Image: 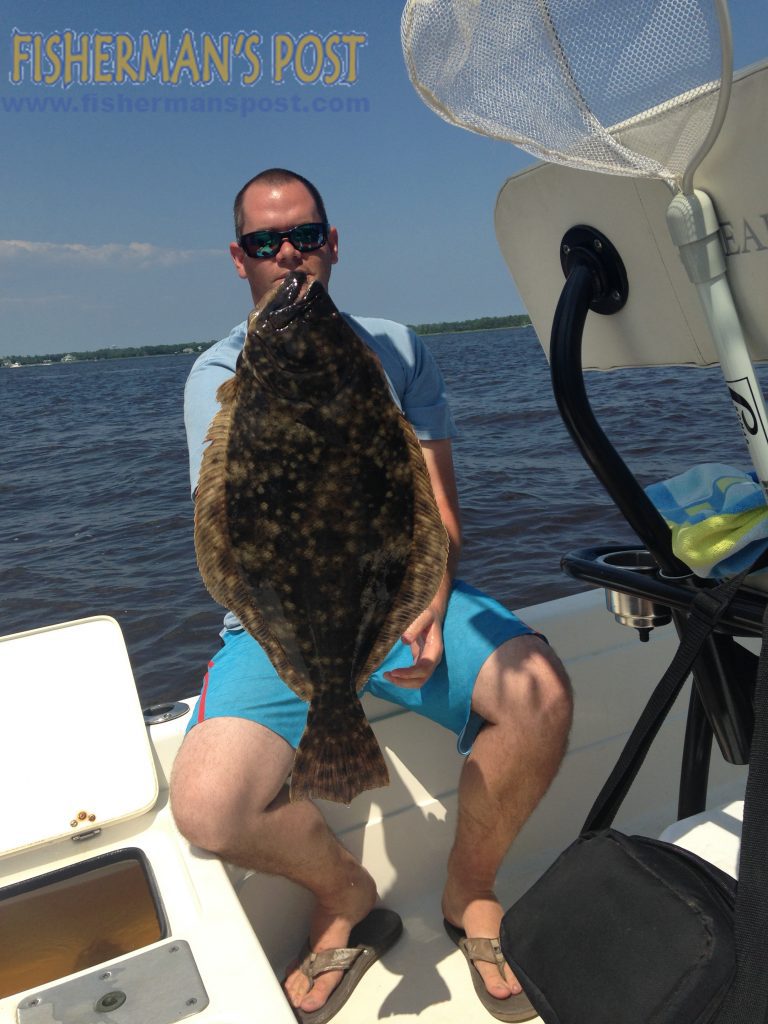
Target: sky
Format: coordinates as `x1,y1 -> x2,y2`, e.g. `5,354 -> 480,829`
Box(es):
1,1 -> 765,357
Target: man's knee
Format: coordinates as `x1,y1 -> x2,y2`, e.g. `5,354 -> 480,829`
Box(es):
477,633 -> 573,735
170,742 -> 250,853
524,635 -> 572,721
169,719 -> 291,853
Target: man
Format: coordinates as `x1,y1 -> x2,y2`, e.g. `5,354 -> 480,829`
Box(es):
171,167 -> 572,1023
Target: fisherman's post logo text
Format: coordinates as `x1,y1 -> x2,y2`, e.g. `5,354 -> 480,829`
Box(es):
9,29 -> 367,88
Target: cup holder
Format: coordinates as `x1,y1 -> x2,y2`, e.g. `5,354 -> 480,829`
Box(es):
596,549 -> 672,641
142,701 -> 189,726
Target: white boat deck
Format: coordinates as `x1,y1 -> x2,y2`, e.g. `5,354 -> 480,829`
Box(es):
0,590 -> 748,1024
234,589 -> 748,1023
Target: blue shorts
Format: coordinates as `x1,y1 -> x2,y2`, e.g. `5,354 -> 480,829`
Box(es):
187,579 -> 539,755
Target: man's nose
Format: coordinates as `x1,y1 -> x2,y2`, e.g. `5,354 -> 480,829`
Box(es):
275,237 -> 301,261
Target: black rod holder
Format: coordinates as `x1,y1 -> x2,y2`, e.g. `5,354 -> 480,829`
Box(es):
549,224 -> 756,805
562,545 -> 766,636
550,225 -> 690,578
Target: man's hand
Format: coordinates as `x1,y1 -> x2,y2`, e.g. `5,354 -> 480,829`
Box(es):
383,439 -> 460,691
383,605 -> 445,689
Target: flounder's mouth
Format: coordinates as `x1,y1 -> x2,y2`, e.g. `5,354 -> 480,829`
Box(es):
264,271 -> 318,311
266,271 -> 305,313
260,271 -> 325,331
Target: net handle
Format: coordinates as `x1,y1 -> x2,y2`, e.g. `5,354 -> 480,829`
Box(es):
681,0 -> 733,195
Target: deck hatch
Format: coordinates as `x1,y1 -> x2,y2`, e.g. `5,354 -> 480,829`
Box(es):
0,848 -> 167,999
0,616 -> 159,859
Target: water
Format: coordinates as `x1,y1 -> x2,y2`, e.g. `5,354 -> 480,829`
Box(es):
1,327 -> 761,706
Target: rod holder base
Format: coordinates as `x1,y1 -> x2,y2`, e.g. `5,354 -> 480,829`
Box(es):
560,225 -> 629,315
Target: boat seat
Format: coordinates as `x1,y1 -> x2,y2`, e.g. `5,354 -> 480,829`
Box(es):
495,59 -> 768,376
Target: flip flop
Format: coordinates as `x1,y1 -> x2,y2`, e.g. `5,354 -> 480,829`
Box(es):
443,918 -> 538,1022
292,907 -> 403,1024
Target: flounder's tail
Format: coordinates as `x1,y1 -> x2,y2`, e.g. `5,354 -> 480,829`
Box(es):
290,696 -> 389,805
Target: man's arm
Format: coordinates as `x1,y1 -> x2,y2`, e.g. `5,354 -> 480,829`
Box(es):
383,438 -> 462,689
183,329 -> 244,498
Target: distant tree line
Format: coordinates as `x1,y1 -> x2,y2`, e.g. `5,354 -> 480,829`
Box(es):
411,314 -> 531,335
3,314 -> 533,366
1,342 -> 213,367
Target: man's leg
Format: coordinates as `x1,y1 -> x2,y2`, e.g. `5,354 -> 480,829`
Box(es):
170,717 -> 377,1014
441,633 -> 572,999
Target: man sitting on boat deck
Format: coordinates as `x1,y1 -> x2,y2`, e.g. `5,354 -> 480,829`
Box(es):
171,167 -> 573,1024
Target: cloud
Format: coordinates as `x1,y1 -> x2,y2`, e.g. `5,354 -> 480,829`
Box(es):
0,291 -> 73,306
0,239 -> 222,268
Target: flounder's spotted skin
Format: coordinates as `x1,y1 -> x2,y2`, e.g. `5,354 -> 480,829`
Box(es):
194,272 -> 448,804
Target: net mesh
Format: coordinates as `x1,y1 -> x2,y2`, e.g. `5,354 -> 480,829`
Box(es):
401,0 -> 725,185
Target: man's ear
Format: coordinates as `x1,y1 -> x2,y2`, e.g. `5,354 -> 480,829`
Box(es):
327,225 -> 339,265
230,241 -> 248,280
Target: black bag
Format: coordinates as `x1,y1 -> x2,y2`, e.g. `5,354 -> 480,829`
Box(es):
501,831 -> 736,1024
501,571 -> 768,1024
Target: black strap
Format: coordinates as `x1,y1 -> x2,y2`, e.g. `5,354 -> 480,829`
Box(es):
583,565 -> 752,833
715,596 -> 768,1023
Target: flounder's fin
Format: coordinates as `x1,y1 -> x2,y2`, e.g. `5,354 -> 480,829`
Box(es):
290,695 -> 389,804
194,375 -> 313,701
356,421 -> 449,687
214,374 -> 239,406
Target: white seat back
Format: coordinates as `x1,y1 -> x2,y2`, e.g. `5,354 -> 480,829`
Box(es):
495,60 -> 768,370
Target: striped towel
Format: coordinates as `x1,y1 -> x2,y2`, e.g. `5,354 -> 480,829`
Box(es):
645,463 -> 768,578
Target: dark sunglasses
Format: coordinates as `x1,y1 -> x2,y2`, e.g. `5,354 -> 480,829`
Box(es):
237,221 -> 328,259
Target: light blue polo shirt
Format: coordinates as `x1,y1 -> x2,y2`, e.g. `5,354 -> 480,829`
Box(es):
184,313 -> 457,498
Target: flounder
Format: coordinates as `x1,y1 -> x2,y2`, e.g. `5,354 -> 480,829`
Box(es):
194,271 -> 448,803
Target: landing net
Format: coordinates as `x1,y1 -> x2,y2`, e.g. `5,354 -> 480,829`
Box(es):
401,0 -> 730,189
